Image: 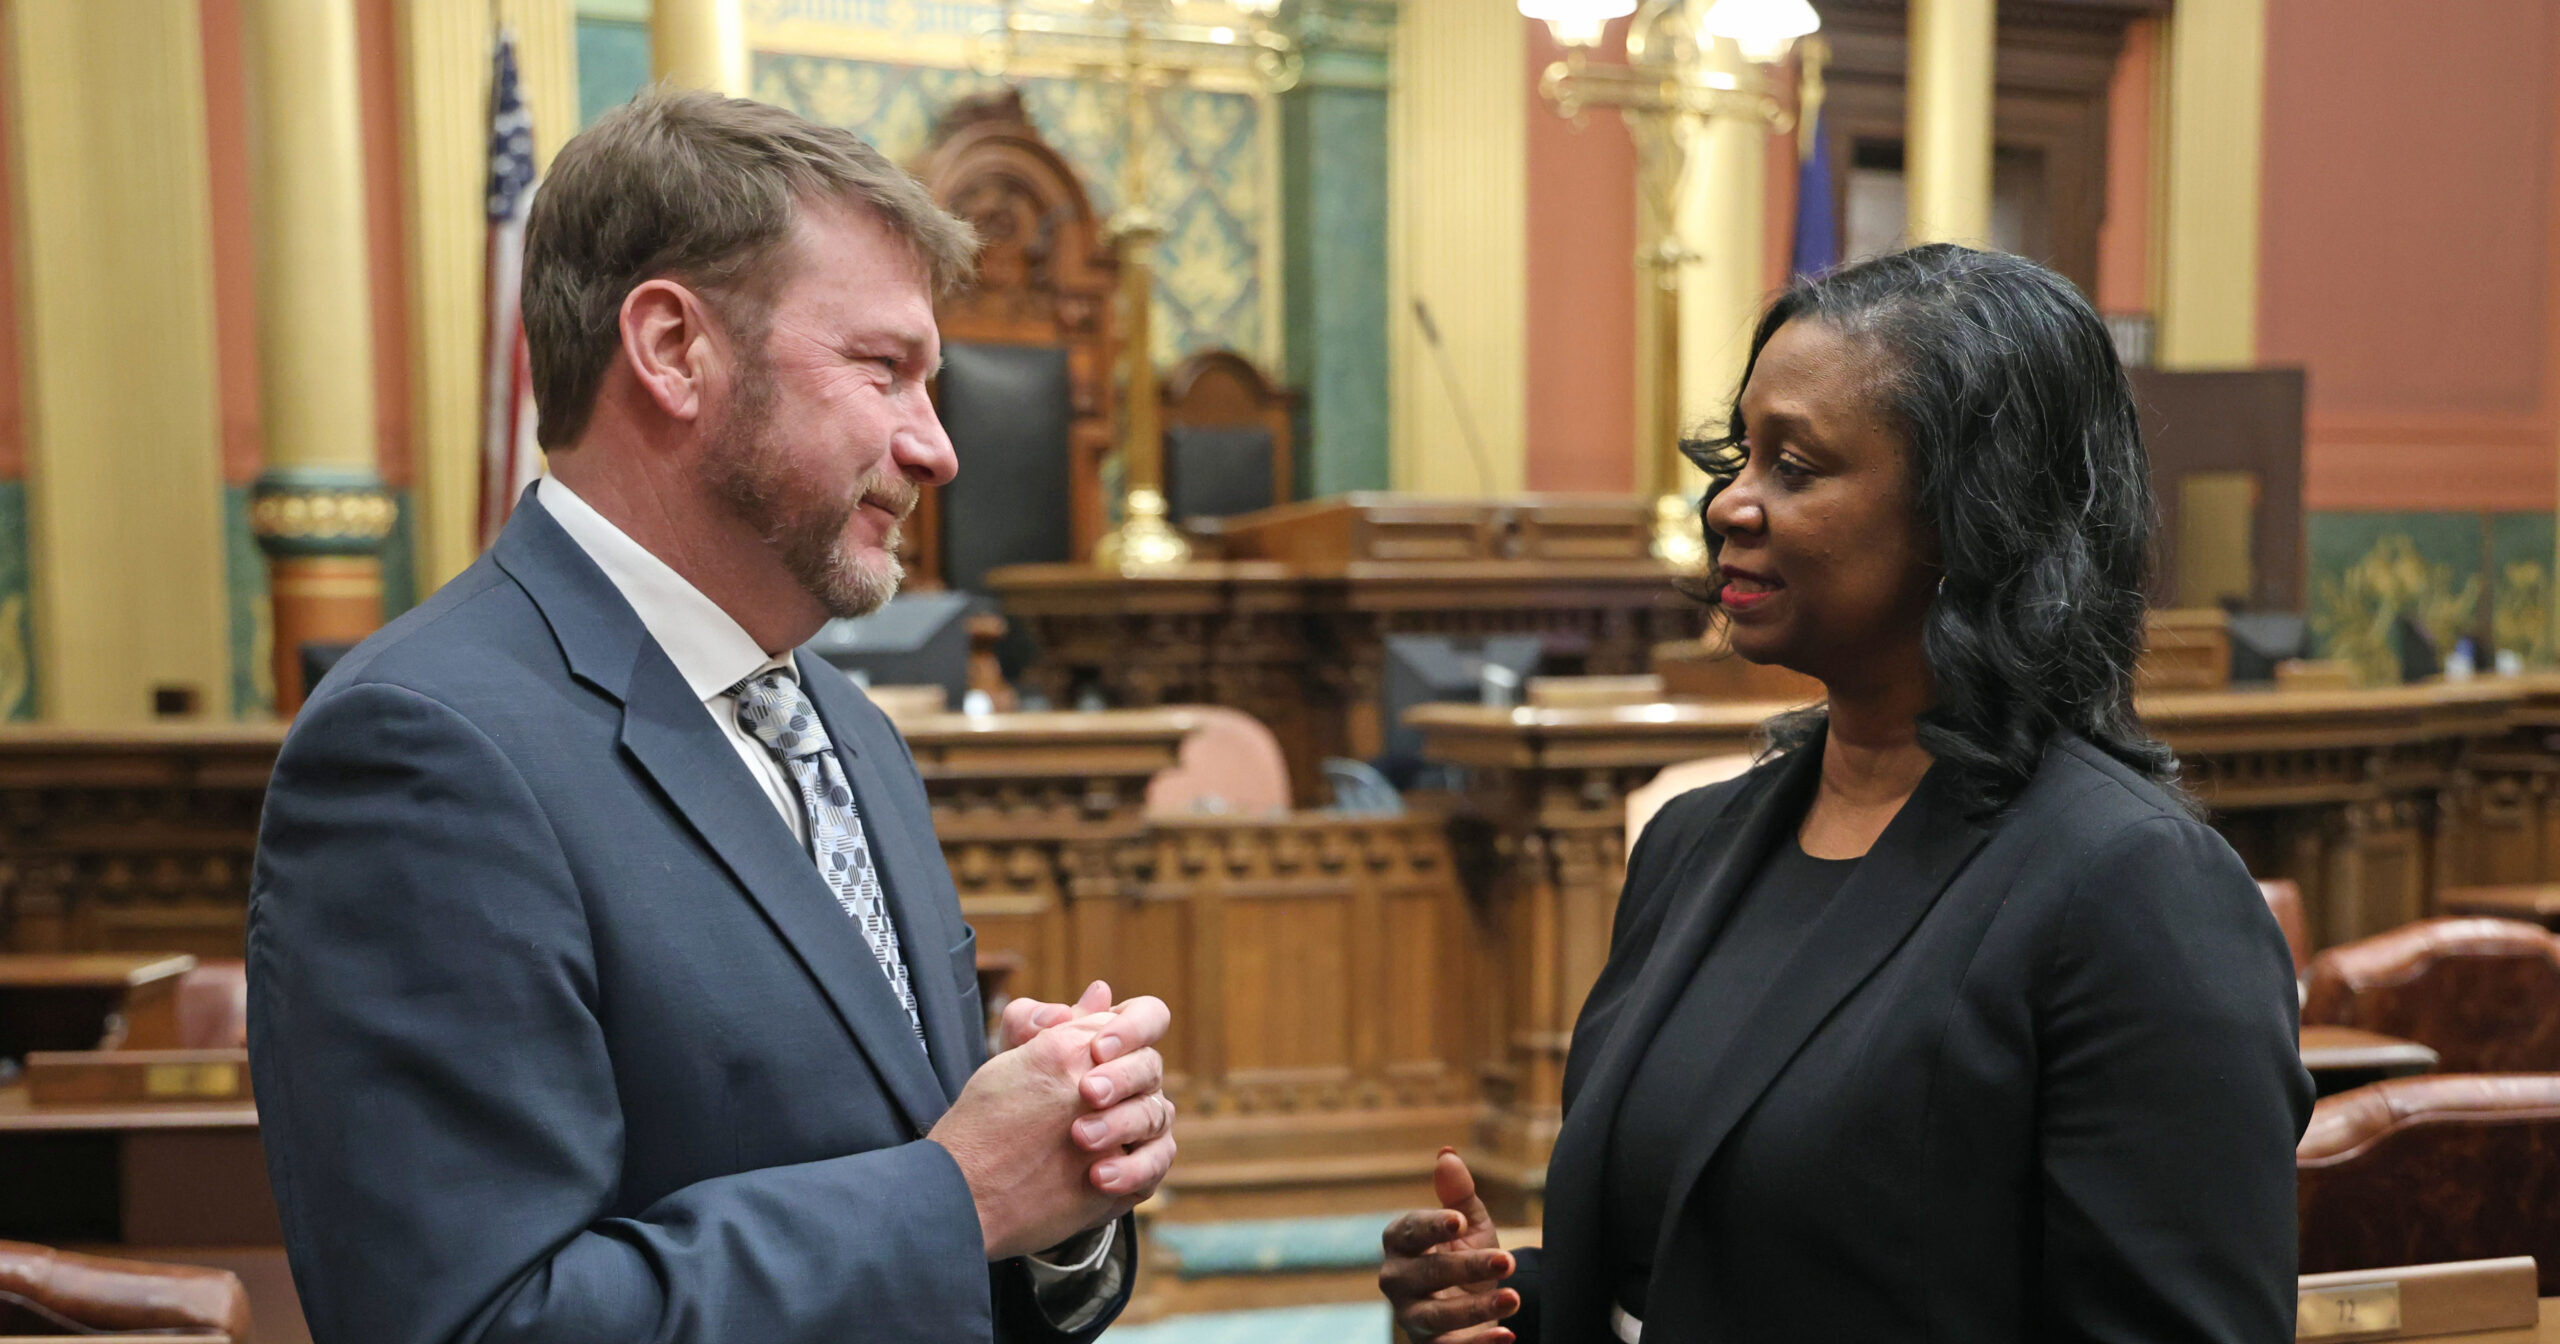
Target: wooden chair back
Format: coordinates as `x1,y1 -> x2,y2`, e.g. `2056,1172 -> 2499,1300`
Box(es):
1161,349 -> 1296,527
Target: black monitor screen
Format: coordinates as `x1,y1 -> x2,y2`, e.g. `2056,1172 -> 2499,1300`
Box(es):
1378,633 -> 1545,789
803,591 -> 980,708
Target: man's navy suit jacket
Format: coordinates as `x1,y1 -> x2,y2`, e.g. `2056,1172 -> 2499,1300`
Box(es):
246,497 -> 1128,1344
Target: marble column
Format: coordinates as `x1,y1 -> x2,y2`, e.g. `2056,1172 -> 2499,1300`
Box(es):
1905,0 -> 1994,247
247,0 -> 395,713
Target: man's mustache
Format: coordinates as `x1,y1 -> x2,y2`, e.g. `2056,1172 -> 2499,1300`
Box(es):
860,474 -> 919,522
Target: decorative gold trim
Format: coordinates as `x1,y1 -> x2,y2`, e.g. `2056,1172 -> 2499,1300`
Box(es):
249,491 -> 399,543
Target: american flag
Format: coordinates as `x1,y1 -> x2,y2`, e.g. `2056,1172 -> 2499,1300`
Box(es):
479,28 -> 541,548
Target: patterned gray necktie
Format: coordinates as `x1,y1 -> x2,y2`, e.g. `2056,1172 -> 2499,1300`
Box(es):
731,669 -> 922,1041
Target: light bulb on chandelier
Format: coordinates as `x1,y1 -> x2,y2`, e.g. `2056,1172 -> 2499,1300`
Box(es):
1699,0 -> 1823,64
1517,0 -> 1635,49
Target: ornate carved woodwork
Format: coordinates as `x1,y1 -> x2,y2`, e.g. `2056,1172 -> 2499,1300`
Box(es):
991,495 -> 1712,801
911,91 -> 1121,575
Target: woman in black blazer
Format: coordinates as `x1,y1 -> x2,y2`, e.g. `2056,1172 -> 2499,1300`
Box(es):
1380,246 -> 2313,1344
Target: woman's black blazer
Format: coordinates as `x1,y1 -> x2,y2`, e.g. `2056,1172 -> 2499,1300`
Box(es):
1503,733 -> 2314,1344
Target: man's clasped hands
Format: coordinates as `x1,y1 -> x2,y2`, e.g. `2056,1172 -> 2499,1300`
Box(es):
928,980 -> 1178,1260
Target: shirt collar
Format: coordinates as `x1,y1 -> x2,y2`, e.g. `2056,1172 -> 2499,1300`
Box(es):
536,475 -> 792,703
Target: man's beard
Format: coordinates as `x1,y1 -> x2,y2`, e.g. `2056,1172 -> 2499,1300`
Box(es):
699,356 -> 913,620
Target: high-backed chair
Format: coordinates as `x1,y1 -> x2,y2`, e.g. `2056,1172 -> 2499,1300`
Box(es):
2296,1074 -> 2560,1295
0,1240 -> 250,1340
2257,879 -> 2312,980
1161,349 -> 1296,528
2302,918 -> 2560,1072
911,91 -> 1120,588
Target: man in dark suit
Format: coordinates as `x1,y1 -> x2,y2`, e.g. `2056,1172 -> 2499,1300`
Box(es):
246,88 -> 1173,1344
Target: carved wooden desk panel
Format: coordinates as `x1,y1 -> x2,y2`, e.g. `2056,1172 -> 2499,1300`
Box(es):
0,729 -> 279,960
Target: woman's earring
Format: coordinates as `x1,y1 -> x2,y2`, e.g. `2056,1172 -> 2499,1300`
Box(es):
1936,576 -> 1947,597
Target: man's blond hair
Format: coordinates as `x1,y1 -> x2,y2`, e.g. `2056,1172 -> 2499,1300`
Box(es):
522,86 -> 977,448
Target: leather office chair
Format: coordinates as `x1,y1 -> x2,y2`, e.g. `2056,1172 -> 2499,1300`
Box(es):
2257,879 -> 2312,980
2297,1074 -> 2560,1295
2302,918 -> 2560,1072
0,1240 -> 250,1339
173,959 -> 248,1050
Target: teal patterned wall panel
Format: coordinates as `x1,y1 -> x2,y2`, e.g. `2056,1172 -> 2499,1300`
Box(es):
0,480 -> 32,720
2490,510 -> 2555,667
2301,510 -> 2560,683
577,18 -> 653,127
224,483 -> 273,719
756,53 -> 1270,367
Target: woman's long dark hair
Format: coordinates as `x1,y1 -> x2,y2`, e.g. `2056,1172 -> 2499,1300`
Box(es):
1687,244 -> 2184,818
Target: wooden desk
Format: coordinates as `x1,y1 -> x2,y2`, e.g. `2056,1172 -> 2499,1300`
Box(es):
0,1086 -> 296,1343
2301,1025 -> 2440,1096
0,954 -> 195,1061
991,494 -> 1706,802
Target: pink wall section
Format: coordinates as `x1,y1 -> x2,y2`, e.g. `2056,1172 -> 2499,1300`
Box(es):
1523,19 -> 1640,494
2094,18 -> 2153,315
2259,0 -> 2560,512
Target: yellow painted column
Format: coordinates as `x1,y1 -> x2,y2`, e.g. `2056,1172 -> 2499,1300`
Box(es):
246,0 -> 396,713
1905,0 -> 1994,247
654,0 -> 750,98
1676,39 -> 1770,488
9,3 -> 231,723
2156,0 -> 2266,367
400,1 -> 576,595
1389,0 -> 1526,497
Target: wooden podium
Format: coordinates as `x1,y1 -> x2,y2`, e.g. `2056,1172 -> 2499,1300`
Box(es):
989,494 -> 1708,801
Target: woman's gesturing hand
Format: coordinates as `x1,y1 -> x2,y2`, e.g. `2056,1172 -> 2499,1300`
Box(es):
1379,1149 -> 1519,1343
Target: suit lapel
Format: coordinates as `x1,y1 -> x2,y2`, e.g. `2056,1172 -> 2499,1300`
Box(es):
796,655 -> 983,1100
495,498 -> 950,1134
617,647 -> 953,1132
1535,746 -> 1821,1343
1643,761 -> 1989,1300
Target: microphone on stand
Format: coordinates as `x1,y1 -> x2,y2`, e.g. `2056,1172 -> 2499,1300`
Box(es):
1411,298 -> 1494,494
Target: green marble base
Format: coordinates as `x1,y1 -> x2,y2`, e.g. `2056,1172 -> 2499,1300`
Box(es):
0,480 -> 32,721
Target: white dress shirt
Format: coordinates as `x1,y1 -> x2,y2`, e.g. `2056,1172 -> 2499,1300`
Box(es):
534,477 -> 1117,1302
538,476 -> 810,844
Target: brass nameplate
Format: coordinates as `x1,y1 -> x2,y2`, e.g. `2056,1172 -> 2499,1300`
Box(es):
2299,1282 -> 2401,1339
143,1061 -> 241,1099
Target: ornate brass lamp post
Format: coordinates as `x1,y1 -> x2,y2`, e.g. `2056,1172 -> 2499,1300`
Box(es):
1520,0 -> 1818,569
974,0 -> 1301,574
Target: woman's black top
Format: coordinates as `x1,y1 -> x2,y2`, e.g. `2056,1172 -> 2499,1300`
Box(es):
1598,831 -> 1860,1318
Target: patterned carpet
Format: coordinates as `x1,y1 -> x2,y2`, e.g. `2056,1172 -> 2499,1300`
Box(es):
1105,1302 -> 1390,1343
1152,1213 -> 1392,1276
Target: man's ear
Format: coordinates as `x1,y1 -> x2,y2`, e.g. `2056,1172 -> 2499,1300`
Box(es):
618,278 -> 722,425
